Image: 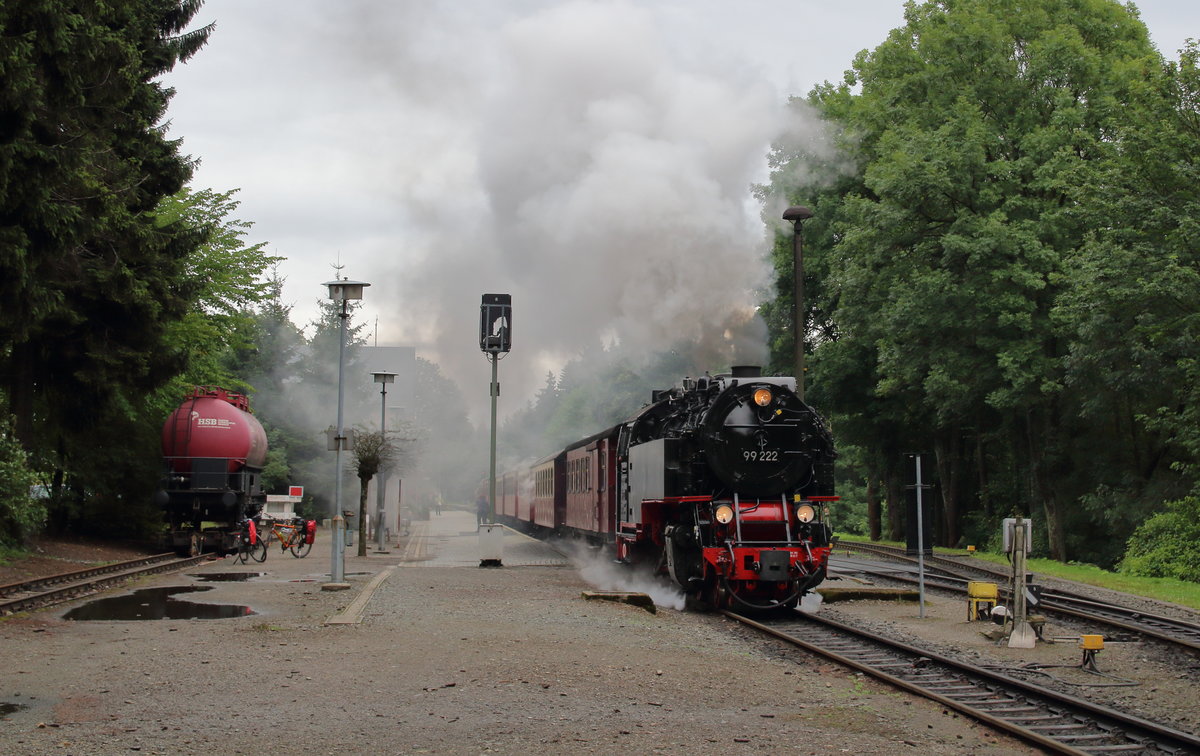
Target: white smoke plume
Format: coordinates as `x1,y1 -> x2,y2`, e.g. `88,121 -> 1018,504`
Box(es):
333,0 -> 804,420
555,538 -> 687,611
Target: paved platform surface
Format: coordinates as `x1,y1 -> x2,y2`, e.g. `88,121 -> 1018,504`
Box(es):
395,510 -> 570,568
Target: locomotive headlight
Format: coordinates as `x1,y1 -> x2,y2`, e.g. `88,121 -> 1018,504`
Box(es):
795,504 -> 816,523
752,387 -> 773,407
714,504 -> 735,524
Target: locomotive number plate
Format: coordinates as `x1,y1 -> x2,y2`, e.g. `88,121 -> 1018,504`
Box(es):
743,450 -> 779,462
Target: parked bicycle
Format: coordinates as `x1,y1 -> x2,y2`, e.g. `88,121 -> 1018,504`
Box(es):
233,518 -> 267,564
265,517 -> 313,558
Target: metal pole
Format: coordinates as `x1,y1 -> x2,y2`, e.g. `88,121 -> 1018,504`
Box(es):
783,206 -> 813,401
375,382 -> 388,551
792,225 -> 805,401
488,352 -> 498,523
330,301 -> 348,584
914,454 -> 926,619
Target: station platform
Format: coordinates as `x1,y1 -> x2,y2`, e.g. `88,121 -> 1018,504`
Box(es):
389,509 -> 570,568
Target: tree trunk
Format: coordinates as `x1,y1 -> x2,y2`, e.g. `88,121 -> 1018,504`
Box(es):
884,464 -> 904,542
933,428 -> 962,548
1026,409 -> 1067,561
8,342 -> 35,449
358,475 -> 371,557
866,472 -> 881,541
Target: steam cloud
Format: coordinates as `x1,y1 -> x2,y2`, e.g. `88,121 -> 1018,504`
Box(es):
339,0 -> 805,420
556,538 -> 687,611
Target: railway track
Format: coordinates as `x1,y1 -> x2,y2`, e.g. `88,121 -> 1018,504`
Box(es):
728,609 -> 1200,755
0,552 -> 212,615
836,542 -> 1200,653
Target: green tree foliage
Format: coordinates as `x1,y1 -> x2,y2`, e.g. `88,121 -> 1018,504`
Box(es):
152,188 -> 284,399
1119,497 -> 1200,582
0,418 -> 43,546
0,1 -> 214,537
1057,41 -> 1200,499
764,0 -> 1168,563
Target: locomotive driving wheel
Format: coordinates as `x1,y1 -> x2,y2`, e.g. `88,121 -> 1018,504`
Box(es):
704,572 -> 730,611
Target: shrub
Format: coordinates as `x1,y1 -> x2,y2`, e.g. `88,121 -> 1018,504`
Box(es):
0,419 -> 45,546
1119,497 -> 1200,583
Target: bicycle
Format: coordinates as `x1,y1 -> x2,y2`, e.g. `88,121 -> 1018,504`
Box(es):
232,520 -> 268,564
266,518 -> 313,558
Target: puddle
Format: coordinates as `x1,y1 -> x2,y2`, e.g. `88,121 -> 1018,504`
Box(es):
63,586 -> 256,621
0,702 -> 28,718
190,572 -> 262,582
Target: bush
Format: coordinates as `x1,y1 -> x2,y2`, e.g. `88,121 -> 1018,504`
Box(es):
0,419 -> 45,546
1119,497 -> 1200,583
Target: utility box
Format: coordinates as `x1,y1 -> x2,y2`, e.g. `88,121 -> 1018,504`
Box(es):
1003,518 -> 1033,554
478,523 -> 504,566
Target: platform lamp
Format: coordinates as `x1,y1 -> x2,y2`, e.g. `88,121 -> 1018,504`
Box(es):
479,293 -> 511,567
322,275 -> 369,589
371,371 -> 397,553
783,205 -> 813,402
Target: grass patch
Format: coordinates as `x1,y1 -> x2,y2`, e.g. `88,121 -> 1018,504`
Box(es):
836,534 -> 1200,611
0,544 -> 30,567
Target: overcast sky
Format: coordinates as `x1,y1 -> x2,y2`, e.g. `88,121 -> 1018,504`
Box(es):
163,0 -> 1199,421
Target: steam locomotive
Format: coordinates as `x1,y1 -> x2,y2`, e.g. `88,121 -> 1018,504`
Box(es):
154,387 -> 267,556
498,366 -> 837,611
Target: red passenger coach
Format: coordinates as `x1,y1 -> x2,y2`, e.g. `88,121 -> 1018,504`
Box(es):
529,453 -> 565,530
498,470 -> 520,520
562,428 -> 619,541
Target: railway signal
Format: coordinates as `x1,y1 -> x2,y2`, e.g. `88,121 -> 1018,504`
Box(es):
479,293 -> 511,567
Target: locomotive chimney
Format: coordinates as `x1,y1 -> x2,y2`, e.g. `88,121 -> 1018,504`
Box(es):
731,365 -> 762,378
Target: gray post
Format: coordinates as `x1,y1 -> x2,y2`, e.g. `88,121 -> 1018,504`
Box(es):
330,299 -> 348,585
488,352 -> 498,523
321,275 -> 368,589
914,454 -> 927,618
375,381 -> 389,553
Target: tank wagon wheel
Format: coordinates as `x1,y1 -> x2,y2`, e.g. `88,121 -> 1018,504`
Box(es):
290,539 -> 312,558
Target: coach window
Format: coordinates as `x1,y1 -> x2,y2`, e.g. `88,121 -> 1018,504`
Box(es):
598,452 -> 606,492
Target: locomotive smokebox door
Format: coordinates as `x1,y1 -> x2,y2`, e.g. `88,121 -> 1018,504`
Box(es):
480,294 -> 512,353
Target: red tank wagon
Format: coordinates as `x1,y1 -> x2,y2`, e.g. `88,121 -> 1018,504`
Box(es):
155,387 -> 268,556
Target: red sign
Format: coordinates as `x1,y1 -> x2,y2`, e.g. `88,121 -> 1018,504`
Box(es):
289,486 -> 304,498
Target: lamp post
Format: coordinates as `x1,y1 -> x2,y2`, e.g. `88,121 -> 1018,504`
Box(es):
322,275 -> 369,589
783,205 -> 813,402
371,371 -> 397,553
